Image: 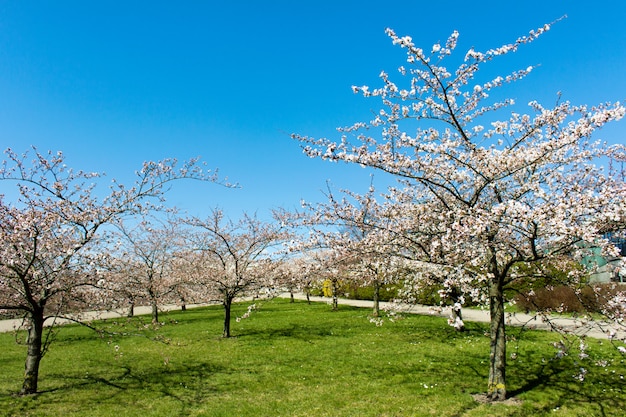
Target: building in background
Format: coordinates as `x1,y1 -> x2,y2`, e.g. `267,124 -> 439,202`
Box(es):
585,232 -> 625,283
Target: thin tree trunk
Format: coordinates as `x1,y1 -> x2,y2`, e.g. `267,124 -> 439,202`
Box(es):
223,296 -> 232,338
127,300 -> 135,318
21,310 -> 44,395
487,277 -> 507,401
151,300 -> 159,324
372,281 -> 380,317
331,280 -> 339,311
180,297 -> 186,312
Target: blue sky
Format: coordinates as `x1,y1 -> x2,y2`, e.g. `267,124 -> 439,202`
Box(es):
0,1 -> 624,220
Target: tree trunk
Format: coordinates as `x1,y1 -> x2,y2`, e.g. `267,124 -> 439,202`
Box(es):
21,310 -> 44,395
487,277 -> 507,401
127,300 -> 135,318
180,297 -> 186,312
290,290 -> 295,303
372,281 -> 380,317
223,296 -> 232,338
151,300 -> 159,324
331,280 -> 339,311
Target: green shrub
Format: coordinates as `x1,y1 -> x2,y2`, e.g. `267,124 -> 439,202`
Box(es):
338,282 -> 400,302
407,281 -> 444,306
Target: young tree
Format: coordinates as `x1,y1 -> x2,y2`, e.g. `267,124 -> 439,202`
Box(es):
185,209 -> 290,337
283,253 -> 326,304
293,23 -> 626,400
271,258 -> 301,303
108,216 -> 186,324
0,148 -> 221,395
97,254 -> 145,318
300,183 -> 402,316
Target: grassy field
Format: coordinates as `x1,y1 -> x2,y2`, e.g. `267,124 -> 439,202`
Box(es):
0,299 -> 624,416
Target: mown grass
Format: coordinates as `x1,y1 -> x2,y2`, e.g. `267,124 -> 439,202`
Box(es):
0,299 -> 624,416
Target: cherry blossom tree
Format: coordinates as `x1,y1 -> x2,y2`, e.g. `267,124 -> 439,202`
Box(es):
0,148 -> 221,395
270,257 -> 302,303
106,215 -> 186,324
293,22 -> 626,401
317,249 -> 350,311
299,183 -> 402,316
97,254 -> 144,318
281,253 -> 326,304
184,209 -> 290,337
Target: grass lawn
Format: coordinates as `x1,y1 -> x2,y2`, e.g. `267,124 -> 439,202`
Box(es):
0,299 -> 624,416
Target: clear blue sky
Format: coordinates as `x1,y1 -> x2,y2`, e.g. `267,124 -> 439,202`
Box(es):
0,1 -> 624,220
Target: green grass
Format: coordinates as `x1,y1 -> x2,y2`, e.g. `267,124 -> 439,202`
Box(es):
0,299 -> 624,416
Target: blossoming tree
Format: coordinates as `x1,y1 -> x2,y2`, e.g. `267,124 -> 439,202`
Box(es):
184,209 -> 290,337
293,23 -> 626,400
0,148 -> 221,395
107,215 -> 187,324
299,183 -> 402,316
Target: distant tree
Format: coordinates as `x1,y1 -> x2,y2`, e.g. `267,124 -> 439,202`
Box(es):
294,22 -> 626,401
97,254 -> 144,318
282,253 -> 325,304
300,183 -> 402,316
108,215 -> 186,324
319,250 -> 350,311
0,148 -> 221,395
271,258 -> 301,303
185,209 -> 290,337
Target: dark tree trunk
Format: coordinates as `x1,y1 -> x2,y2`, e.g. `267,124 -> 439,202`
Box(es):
372,281 -> 380,317
21,309 -> 44,395
306,289 -> 311,304
127,300 -> 135,318
290,290 -> 295,303
151,300 -> 159,324
487,276 -> 507,401
223,296 -> 232,338
180,297 -> 186,312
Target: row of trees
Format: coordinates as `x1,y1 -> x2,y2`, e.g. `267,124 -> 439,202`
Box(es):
0,150 -> 223,394
101,210 -> 291,334
2,21 -> 626,402
0,150 -> 293,395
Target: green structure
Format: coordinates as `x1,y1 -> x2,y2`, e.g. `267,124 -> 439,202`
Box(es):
583,233 -> 625,283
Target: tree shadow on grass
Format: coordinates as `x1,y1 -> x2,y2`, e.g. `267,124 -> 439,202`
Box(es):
238,322 -> 338,342
28,360 -> 231,415
508,359 -> 626,416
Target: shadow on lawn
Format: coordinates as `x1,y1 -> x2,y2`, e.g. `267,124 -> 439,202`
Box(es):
238,322 -> 338,341
509,359 -> 626,415
31,359 -> 230,413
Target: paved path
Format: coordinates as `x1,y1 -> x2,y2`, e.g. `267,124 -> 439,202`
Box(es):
0,303 -> 210,333
289,294 -> 626,341
1,294 -> 624,341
